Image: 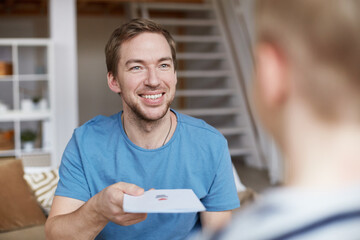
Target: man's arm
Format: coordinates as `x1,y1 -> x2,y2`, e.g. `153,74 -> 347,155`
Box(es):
45,182 -> 147,240
200,211 -> 232,232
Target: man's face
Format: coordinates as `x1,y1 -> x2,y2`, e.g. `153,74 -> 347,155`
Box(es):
116,32 -> 177,121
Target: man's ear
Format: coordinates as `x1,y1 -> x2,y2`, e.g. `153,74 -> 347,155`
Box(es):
107,72 -> 121,94
255,43 -> 288,107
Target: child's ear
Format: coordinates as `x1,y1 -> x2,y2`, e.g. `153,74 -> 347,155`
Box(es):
255,43 -> 289,108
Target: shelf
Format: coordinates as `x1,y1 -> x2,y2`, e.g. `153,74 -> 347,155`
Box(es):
0,74 -> 48,81
0,148 -> 52,157
0,75 -> 13,81
0,38 -> 51,46
0,149 -> 15,157
19,74 -> 48,81
0,38 -> 54,167
21,148 -> 52,156
0,110 -> 51,122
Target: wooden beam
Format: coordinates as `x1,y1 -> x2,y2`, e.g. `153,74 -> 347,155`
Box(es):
77,0 -> 204,3
0,0 -> 205,16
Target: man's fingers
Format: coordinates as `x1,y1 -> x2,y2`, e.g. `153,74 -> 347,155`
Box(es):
116,182 -> 144,196
116,213 -> 148,226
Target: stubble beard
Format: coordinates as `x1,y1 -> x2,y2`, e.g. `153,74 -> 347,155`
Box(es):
124,93 -> 175,123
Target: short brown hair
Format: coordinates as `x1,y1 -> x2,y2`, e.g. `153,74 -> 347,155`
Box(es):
255,0 -> 360,120
105,18 -> 177,76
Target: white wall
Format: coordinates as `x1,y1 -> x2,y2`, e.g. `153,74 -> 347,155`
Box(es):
77,17 -> 126,124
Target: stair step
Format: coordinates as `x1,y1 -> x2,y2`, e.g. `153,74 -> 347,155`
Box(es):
218,127 -> 247,135
178,107 -> 241,116
229,148 -> 253,156
153,18 -> 217,26
173,35 -> 222,43
177,70 -> 232,78
177,52 -> 226,60
176,89 -> 235,97
139,2 -> 263,169
143,3 -> 213,11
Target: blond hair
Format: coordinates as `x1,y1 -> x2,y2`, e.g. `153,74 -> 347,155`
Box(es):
255,0 -> 360,120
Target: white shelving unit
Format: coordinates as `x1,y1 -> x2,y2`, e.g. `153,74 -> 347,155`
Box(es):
0,39 -> 55,167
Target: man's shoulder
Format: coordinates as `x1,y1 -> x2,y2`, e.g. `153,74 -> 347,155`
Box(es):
75,113 -> 120,134
176,111 -> 223,138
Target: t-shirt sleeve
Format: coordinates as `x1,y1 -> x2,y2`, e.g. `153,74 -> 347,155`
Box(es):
55,132 -> 91,202
201,142 -> 240,211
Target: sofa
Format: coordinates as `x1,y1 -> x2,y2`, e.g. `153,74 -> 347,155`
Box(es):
0,158 -> 57,240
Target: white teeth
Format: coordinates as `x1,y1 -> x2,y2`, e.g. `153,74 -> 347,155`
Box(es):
142,93 -> 162,99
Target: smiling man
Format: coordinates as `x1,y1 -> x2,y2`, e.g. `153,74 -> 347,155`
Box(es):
45,19 -> 239,240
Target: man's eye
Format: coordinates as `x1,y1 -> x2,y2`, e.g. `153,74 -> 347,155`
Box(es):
130,66 -> 141,71
160,64 -> 170,69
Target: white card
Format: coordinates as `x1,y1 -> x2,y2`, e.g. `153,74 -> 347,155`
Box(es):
123,189 -> 206,213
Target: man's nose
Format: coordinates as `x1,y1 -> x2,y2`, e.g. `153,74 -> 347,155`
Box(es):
144,67 -> 160,87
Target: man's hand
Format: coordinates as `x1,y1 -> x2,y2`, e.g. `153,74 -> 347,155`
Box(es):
46,182 -> 147,239
93,182 -> 148,226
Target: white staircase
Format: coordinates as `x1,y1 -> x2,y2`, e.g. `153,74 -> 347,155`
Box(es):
130,0 -> 265,168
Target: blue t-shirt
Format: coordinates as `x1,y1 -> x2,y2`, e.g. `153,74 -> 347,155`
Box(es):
55,110 -> 240,240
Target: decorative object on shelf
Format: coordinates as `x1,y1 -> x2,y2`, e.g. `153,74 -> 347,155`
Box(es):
31,97 -> 42,110
32,97 -> 41,107
0,101 -> 9,113
38,99 -> 48,110
21,99 -> 33,112
0,129 -> 14,151
32,97 -> 48,111
21,129 -> 37,152
0,61 -> 13,76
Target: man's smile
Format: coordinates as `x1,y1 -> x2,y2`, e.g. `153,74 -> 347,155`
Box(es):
140,93 -> 164,100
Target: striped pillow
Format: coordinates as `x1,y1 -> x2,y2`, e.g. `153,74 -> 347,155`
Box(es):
24,169 -> 59,214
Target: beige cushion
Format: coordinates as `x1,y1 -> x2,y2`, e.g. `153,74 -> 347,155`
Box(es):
0,159 -> 46,232
24,168 -> 59,214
